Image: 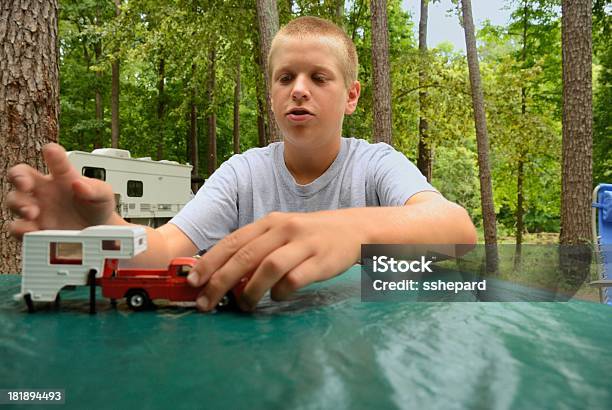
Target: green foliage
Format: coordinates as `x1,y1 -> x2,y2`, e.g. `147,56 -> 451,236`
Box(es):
432,145 -> 482,224
56,0 -> 605,236
475,0 -> 564,235
58,0 -> 115,150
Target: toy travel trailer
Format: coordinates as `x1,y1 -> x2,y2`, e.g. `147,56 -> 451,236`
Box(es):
14,226 -> 147,308
67,148 -> 193,227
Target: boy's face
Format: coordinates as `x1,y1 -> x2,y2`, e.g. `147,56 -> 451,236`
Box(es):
270,36 -> 360,150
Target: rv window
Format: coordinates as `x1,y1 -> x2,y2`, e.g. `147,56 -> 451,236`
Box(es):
102,240 -> 121,251
127,180 -> 143,197
82,167 -> 106,181
50,242 -> 83,265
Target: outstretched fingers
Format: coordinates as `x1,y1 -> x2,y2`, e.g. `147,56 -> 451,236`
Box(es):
7,164 -> 45,194
6,191 -> 39,220
8,219 -> 40,240
43,143 -> 78,180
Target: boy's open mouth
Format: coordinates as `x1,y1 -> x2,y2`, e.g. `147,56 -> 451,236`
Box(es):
286,107 -> 314,122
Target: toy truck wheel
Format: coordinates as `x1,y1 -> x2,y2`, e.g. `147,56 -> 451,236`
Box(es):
126,290 -> 151,311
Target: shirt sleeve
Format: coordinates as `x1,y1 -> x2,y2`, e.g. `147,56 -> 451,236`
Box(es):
371,144 -> 438,206
169,159 -> 239,251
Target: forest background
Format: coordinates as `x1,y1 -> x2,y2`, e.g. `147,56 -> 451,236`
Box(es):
17,0 -> 612,241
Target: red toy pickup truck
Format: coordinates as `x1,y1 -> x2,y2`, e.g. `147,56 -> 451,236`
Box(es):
98,257 -> 203,310
98,257 -> 247,311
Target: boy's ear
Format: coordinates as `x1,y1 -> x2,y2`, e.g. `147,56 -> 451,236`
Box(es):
345,81 -> 361,115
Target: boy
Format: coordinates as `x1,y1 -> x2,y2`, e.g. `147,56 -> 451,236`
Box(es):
7,17 -> 476,312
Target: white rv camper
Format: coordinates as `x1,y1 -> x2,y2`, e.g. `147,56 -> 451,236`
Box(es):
67,148 -> 193,227
14,225 -> 147,305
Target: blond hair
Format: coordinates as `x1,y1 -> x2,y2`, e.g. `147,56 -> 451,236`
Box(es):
268,16 -> 359,89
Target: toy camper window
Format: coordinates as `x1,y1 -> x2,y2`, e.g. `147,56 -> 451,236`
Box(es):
102,240 -> 121,251
50,242 -> 83,265
127,180 -> 143,197
82,167 -> 106,181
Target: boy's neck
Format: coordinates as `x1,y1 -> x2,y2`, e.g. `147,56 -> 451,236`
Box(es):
283,138 -> 342,185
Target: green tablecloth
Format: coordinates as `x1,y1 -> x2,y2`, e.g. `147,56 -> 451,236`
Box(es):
1,267 -> 611,409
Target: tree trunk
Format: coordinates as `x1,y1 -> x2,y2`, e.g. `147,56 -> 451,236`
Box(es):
515,158 -> 524,266
417,0 -> 432,181
233,60 -> 241,154
189,64 -> 198,193
254,39 -> 267,147
370,0 -> 392,145
257,95 -> 266,147
83,31 -> 103,149
256,0 -> 281,143
110,0 -> 121,148
349,0 -> 365,42
156,58 -> 165,160
94,41 -> 103,149
79,95 -> 86,147
207,48 -> 217,176
560,0 -> 592,245
93,6 -> 103,149
333,0 -> 345,28
460,0 -> 498,270
516,1 -> 528,262
0,0 -> 59,274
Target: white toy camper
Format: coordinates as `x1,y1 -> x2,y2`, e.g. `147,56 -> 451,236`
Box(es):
67,148 -> 193,227
14,226 -> 147,308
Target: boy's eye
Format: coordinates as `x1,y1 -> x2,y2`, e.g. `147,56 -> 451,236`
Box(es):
279,74 -> 292,83
312,75 -> 327,83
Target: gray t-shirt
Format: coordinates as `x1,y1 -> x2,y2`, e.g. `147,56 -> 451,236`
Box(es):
170,137 -> 436,251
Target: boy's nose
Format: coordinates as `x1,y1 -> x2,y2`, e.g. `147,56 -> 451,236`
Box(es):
291,90 -> 309,101
291,76 -> 310,101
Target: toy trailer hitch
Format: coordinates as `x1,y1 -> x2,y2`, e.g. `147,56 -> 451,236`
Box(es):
88,269 -> 97,314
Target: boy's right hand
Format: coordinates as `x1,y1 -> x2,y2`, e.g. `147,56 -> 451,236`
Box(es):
7,143 -> 117,239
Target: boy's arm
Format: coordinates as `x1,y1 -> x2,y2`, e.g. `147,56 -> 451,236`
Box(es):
188,191 -> 476,311
370,191 -> 477,244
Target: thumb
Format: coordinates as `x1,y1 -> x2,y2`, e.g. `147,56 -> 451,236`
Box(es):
72,177 -> 114,205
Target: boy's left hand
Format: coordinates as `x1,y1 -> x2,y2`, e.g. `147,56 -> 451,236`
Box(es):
186,210 -> 366,311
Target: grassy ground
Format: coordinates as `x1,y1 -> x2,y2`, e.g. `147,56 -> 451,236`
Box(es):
498,232 -> 560,244
477,231 -> 560,245
473,231 -> 601,302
